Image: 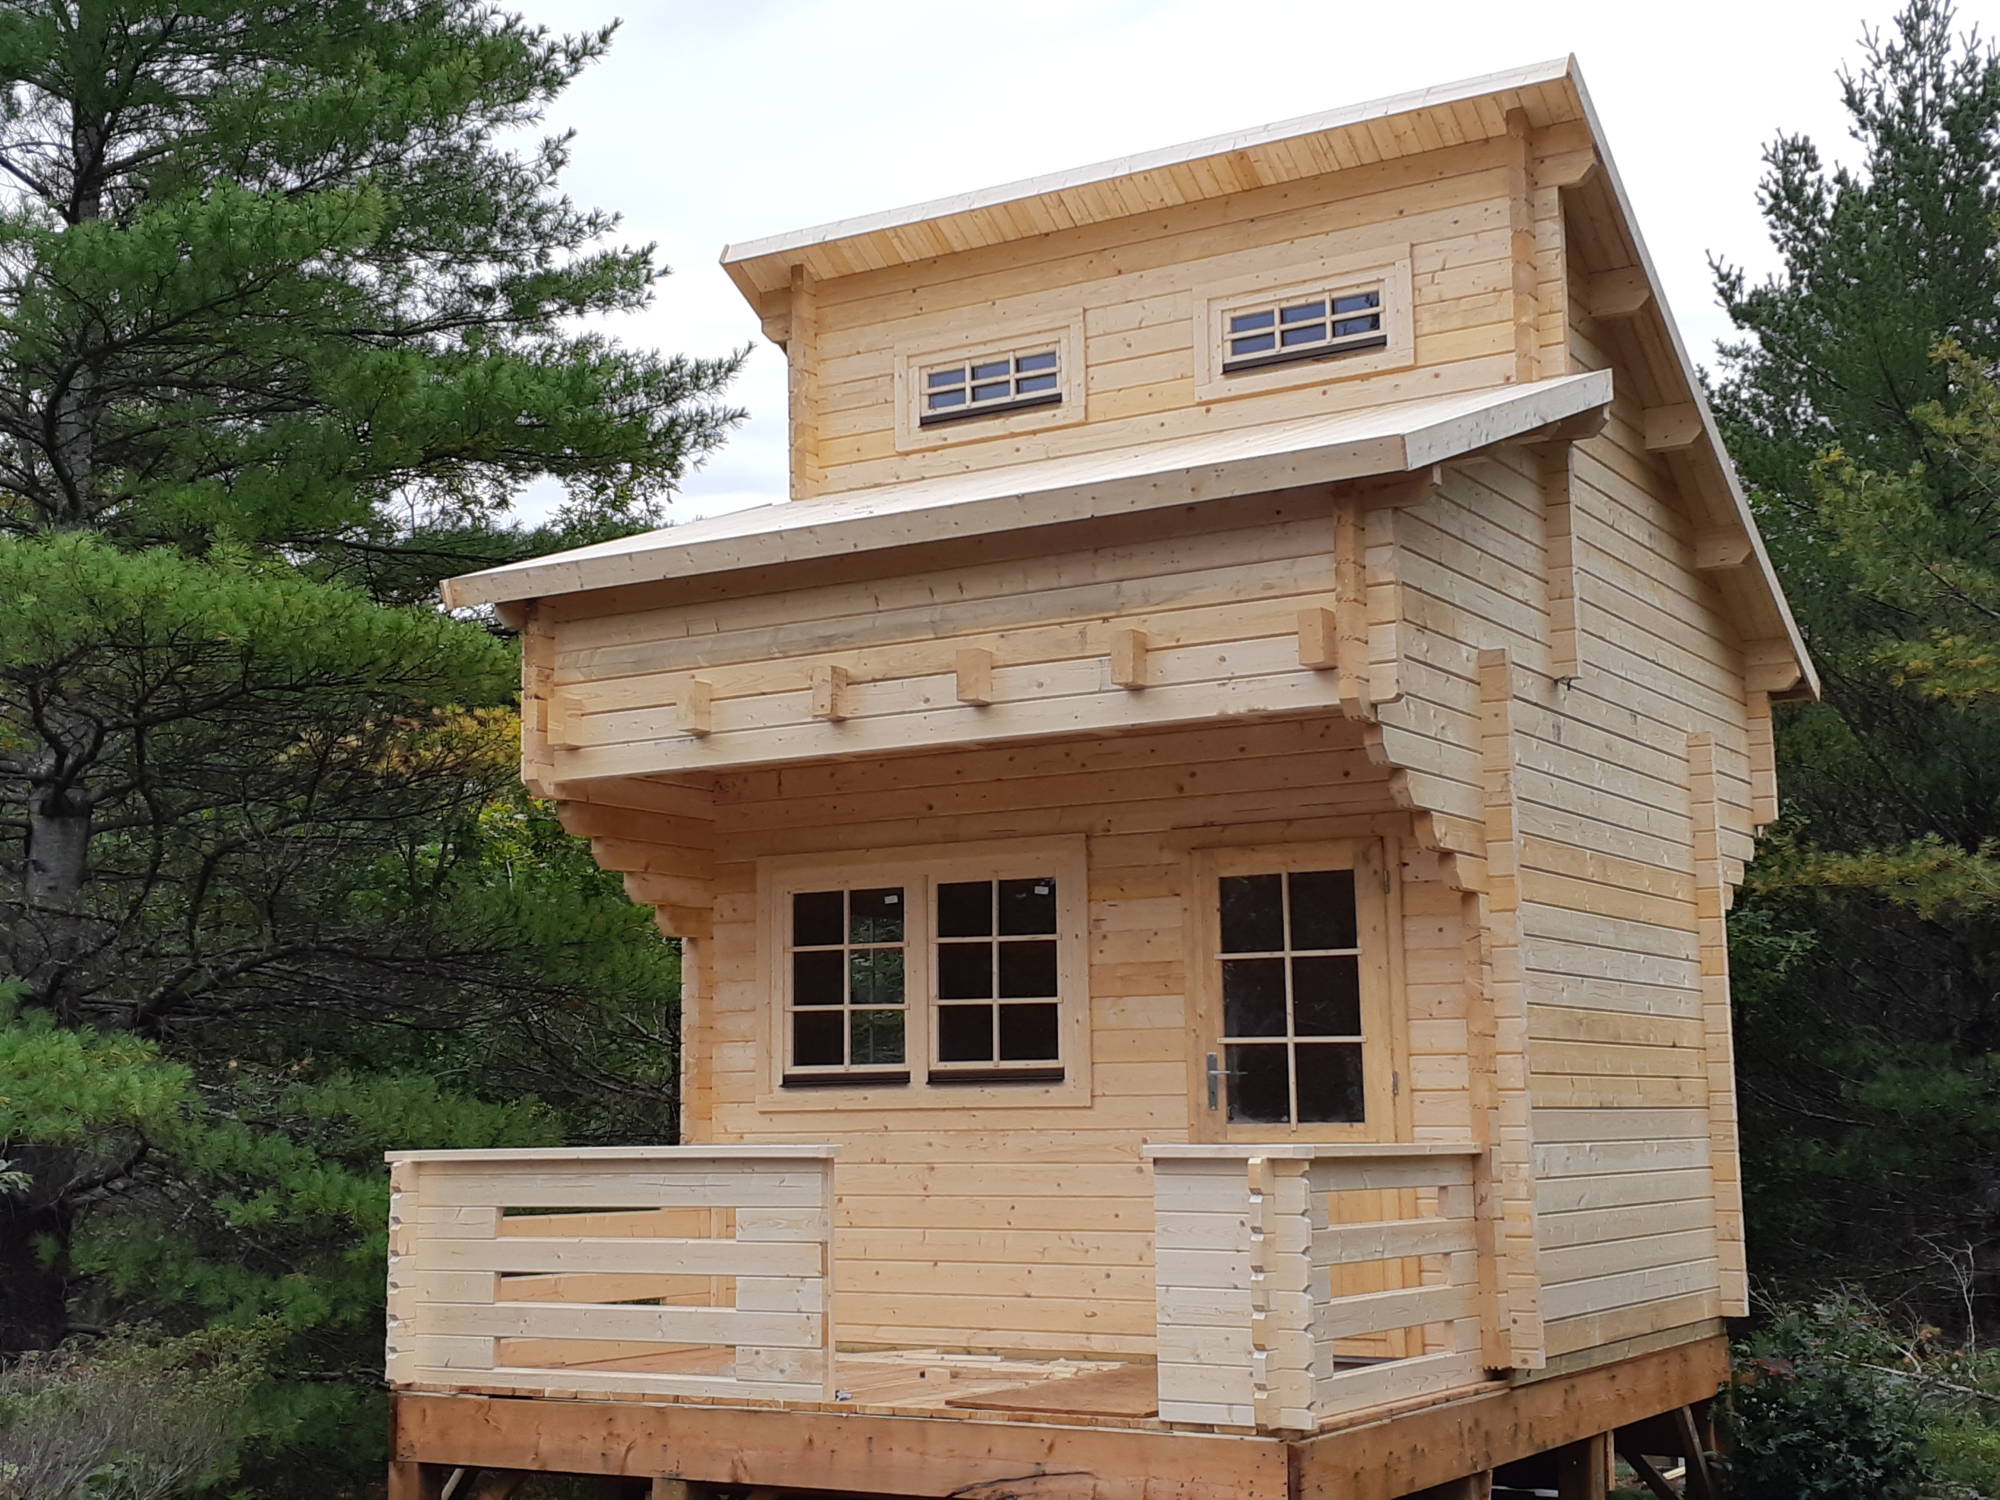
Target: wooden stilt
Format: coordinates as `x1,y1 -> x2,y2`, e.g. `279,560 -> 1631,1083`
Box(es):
386,1462 -> 451,1500
1674,1406 -> 1718,1500
1556,1433 -> 1612,1500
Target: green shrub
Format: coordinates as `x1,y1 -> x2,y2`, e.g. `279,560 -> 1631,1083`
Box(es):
0,1328 -> 265,1500
1725,1300 -> 1931,1499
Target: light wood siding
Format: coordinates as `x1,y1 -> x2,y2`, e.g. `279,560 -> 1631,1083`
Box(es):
674,718 -> 1470,1357
794,132 -> 1573,497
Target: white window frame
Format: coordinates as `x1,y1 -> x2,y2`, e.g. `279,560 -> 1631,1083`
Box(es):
1192,249 -> 1415,403
756,836 -> 1091,1112
893,313 -> 1087,453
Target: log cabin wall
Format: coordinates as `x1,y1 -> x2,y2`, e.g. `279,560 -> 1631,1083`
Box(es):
788,119 -> 1590,499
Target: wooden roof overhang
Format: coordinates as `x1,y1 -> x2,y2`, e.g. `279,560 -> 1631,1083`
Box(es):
447,375 -> 1612,784
719,57 -> 1815,702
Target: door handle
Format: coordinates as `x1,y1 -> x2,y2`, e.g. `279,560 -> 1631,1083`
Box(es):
1205,1052 -> 1222,1111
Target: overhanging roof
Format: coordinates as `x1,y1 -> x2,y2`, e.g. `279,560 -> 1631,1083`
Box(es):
442,371 -> 1612,610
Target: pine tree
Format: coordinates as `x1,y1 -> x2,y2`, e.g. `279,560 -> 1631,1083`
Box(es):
1708,0 -> 2000,1325
0,3 -> 738,1483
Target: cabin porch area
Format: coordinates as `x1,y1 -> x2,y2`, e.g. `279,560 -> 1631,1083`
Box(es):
387,1141 -> 1505,1433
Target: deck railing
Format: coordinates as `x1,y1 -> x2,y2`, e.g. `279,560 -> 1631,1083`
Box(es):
1147,1142 -> 1495,1430
385,1145 -> 836,1402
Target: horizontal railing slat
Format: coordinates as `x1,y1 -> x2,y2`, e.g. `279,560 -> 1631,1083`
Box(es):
423,1235 -> 821,1278
1310,1216 -> 1478,1265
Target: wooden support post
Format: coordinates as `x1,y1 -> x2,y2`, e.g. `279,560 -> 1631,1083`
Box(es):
678,678 -> 713,738
1402,1474 -> 1494,1500
787,263 -> 824,498
1674,1406 -> 1719,1500
810,664 -> 848,721
386,1461 -> 451,1500
1555,1434 -> 1612,1500
954,647 -> 994,706
1614,1437 -> 1680,1500
1110,628 -> 1149,689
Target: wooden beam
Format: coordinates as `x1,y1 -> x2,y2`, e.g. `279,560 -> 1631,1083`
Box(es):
1586,267 -> 1652,320
954,647 -> 994,706
810,664 -> 848,721
1110,628 -> 1149,689
1294,1337 -> 1729,1500
1613,1440 -> 1679,1500
1643,403 -> 1704,453
677,679 -> 712,739
393,1392 -> 1290,1500
1347,464 -> 1442,509
1298,607 -> 1338,671
1693,529 -> 1753,571
1537,148 -> 1600,189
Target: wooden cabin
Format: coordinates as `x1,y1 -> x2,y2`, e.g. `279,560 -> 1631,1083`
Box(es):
387,55 -> 1814,1500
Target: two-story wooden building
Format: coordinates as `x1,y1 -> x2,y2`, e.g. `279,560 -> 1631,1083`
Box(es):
386,55 -> 1813,1500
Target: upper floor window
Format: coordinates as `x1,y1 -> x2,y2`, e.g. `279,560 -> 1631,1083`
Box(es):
893,313 -> 1086,453
919,347 -> 1063,426
1221,287 -> 1385,374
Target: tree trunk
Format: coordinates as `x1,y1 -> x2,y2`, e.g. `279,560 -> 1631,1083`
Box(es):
0,1165 -> 74,1353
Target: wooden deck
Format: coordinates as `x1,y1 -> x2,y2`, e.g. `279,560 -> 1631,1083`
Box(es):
389,1334 -> 1729,1500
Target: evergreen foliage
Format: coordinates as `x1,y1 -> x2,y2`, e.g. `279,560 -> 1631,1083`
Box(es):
1707,0 -> 2000,1329
0,2 -> 737,1489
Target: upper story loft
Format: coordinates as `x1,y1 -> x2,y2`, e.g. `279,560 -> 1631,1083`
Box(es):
444,58 -> 1810,790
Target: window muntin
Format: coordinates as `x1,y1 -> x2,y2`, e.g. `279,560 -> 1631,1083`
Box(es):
785,885 -> 910,1084
1222,287 -> 1385,374
932,876 -> 1062,1076
919,347 -> 1062,426
1216,868 -> 1366,1124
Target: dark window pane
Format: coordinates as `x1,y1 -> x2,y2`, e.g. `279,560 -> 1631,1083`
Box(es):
928,366 -> 966,388
1288,869 -> 1357,950
1017,350 -> 1058,372
850,1008 -> 906,1066
937,941 -> 993,999
971,382 -> 1010,402
1281,324 -> 1326,347
1219,873 -> 1284,953
936,1003 -> 994,1063
792,1010 -> 843,1067
1295,1042 -> 1365,1122
1333,291 -> 1379,313
937,880 -> 992,938
1230,332 -> 1276,356
998,877 -> 1057,935
792,890 -> 844,947
999,1002 -> 1060,1061
850,949 -> 904,1007
1280,300 -> 1327,323
999,939 -> 1059,998
1227,1043 -> 1292,1123
1017,373 -> 1059,393
849,887 -> 904,943
971,360 -> 1011,379
928,388 -> 966,409
1334,316 -> 1381,337
1229,309 -> 1275,332
1222,957 -> 1287,1037
1292,955 -> 1361,1036
792,949 -> 844,1006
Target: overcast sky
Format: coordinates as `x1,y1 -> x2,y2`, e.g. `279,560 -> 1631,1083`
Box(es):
509,0 -> 1983,521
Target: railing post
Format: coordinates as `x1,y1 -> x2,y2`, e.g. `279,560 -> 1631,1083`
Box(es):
732,1155 -> 836,1399
1461,1148 -> 1511,1370
1250,1154 -> 1316,1432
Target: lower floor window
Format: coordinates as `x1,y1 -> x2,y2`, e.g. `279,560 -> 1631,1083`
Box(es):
1215,864 -> 1369,1125
774,847 -> 1083,1090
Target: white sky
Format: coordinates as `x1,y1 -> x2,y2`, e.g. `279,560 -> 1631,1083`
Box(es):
510,0 -> 1989,522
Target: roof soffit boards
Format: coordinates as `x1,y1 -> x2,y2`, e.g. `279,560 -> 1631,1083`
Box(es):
715,57 -> 1816,700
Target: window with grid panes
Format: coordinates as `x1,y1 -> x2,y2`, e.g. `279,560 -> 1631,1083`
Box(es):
1221,285 -> 1385,374
931,875 -> 1063,1082
918,347 -> 1062,425
784,886 -> 910,1085
1215,868 -> 1366,1123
